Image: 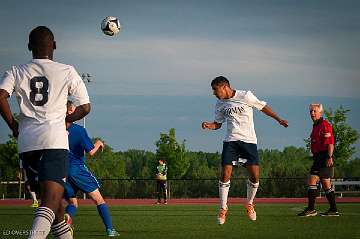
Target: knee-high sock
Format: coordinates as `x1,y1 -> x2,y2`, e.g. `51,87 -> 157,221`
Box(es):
51,220 -> 73,239
307,185 -> 318,210
65,204 -> 77,219
163,184 -> 167,201
28,206 -> 55,239
219,180 -> 230,209
97,203 -> 113,230
246,179 -> 259,205
324,187 -> 337,211
30,191 -> 38,203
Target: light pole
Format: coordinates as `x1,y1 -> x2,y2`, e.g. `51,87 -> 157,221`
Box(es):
80,73 -> 94,129
80,73 -> 93,200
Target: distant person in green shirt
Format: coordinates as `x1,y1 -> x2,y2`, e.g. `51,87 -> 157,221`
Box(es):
155,159 -> 168,204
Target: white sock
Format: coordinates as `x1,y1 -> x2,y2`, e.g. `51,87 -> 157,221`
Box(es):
30,191 -> 38,203
51,220 -> 73,239
29,207 -> 55,239
246,179 -> 259,205
219,180 -> 230,209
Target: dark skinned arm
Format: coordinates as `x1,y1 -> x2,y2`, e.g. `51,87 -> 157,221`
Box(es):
65,103 -> 91,123
0,89 -> 18,137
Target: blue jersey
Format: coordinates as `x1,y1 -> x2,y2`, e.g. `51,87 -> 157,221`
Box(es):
64,123 -> 100,198
67,123 -> 94,167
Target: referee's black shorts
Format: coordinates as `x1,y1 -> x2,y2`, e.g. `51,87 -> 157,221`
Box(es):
310,151 -> 334,179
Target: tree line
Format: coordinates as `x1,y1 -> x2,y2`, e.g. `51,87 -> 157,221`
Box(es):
0,106 -> 358,198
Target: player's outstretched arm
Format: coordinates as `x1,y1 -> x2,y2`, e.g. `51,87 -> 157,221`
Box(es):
88,140 -> 104,157
66,103 -> 91,123
260,105 -> 288,128
201,121 -> 222,130
0,89 -> 18,137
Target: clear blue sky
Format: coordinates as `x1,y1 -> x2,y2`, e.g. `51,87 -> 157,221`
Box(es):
0,0 -> 359,154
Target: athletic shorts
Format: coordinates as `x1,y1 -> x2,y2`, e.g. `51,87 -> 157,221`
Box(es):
156,180 -> 167,189
310,151 -> 334,179
64,165 -> 101,199
19,149 -> 68,187
221,141 -> 259,167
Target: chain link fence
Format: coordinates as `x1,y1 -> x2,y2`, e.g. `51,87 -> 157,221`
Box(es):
2,177 -> 359,199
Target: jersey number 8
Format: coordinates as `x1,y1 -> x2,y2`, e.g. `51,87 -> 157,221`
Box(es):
30,76 -> 49,106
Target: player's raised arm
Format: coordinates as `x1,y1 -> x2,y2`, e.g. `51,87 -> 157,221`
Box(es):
260,105 -> 288,128
201,121 -> 222,130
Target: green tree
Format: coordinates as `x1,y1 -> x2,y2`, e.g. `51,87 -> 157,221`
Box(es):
86,138 -> 127,198
0,135 -> 19,180
343,158 -> 360,177
86,137 -> 127,179
324,106 -> 359,170
155,128 -> 189,179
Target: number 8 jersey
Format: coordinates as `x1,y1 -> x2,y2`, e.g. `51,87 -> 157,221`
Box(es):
0,59 -> 90,153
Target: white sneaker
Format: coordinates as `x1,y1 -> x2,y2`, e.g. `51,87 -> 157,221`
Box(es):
217,208 -> 228,225
245,204 -> 256,221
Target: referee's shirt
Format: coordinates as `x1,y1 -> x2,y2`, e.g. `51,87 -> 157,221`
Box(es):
310,117 -> 334,154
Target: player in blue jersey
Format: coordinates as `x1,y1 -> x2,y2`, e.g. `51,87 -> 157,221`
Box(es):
64,101 -> 119,237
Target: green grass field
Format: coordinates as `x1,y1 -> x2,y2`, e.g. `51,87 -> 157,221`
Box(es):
1,203 -> 359,239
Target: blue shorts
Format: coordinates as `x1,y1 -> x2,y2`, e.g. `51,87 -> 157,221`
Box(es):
222,141 -> 259,167
64,164 -> 101,199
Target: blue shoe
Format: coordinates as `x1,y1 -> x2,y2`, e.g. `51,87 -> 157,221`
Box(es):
107,229 -> 120,237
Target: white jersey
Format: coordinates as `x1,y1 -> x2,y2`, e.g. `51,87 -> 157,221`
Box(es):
0,59 -> 90,153
214,90 -> 266,144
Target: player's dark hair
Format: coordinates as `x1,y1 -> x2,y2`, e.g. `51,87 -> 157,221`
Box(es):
211,76 -> 230,87
29,26 -> 54,48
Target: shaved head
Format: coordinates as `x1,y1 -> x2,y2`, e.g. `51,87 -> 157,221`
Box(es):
28,26 -> 56,59
29,26 -> 54,48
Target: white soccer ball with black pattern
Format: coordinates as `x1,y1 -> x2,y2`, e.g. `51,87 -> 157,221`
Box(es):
101,16 -> 121,36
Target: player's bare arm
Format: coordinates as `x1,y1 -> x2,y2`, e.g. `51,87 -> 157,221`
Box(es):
89,140 -> 104,156
0,89 -> 19,137
260,105 -> 288,128
201,121 -> 222,130
326,144 -> 334,167
66,103 -> 91,123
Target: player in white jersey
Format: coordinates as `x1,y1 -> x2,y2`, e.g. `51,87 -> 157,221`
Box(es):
202,76 -> 288,225
0,26 -> 90,239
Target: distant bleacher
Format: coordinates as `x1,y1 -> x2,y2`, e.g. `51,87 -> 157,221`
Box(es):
332,179 -> 360,197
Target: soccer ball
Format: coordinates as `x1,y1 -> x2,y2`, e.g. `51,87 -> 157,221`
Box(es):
101,16 -> 121,36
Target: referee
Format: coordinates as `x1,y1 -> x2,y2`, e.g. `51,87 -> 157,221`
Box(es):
298,103 -> 339,217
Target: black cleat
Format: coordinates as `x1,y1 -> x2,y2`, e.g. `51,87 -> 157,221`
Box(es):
320,209 -> 340,217
298,208 -> 317,217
